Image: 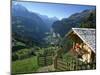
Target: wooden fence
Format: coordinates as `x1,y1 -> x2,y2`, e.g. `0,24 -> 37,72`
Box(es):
37,55 -> 53,66
54,58 -> 96,71
37,48 -> 55,67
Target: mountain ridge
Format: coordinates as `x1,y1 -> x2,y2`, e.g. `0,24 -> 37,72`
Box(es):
52,9 -> 96,37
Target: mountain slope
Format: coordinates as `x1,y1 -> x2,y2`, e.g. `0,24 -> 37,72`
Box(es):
37,14 -> 58,29
52,9 -> 96,37
12,4 -> 49,44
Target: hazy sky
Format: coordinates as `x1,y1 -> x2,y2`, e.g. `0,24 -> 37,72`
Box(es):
13,1 -> 95,19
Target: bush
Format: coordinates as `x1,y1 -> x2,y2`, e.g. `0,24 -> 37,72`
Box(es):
62,52 -> 78,62
61,38 -> 73,53
12,48 -> 35,61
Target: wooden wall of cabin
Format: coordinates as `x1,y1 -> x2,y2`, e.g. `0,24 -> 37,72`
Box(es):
61,32 -> 84,53
91,51 -> 96,63
62,31 -> 96,64
69,32 -> 83,44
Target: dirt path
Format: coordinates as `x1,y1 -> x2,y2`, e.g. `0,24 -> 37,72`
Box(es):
37,64 -> 55,72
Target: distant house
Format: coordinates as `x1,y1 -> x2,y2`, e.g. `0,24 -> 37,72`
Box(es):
65,28 -> 96,63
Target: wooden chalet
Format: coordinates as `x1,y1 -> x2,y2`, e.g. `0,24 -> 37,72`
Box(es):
64,28 -> 96,63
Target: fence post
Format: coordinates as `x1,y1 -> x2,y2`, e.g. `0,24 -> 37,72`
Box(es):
72,60 -> 75,70
37,54 -> 40,66
53,55 -> 57,70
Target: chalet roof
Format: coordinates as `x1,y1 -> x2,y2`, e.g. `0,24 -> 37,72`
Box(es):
66,28 -> 96,53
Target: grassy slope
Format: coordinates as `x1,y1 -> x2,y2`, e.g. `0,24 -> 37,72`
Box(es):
12,56 -> 39,74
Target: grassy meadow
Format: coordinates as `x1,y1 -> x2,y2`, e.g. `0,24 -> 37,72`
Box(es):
12,56 -> 39,74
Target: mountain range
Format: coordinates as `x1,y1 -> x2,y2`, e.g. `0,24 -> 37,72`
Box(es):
12,3 -> 96,45
12,4 -> 58,45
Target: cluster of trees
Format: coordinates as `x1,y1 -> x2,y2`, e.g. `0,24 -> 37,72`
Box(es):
37,47 -> 56,56
80,11 -> 96,28
12,32 -> 41,47
60,37 -> 73,53
12,32 -> 39,61
12,48 -> 35,61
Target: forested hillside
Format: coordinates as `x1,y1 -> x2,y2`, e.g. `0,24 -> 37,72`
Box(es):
52,9 -> 96,37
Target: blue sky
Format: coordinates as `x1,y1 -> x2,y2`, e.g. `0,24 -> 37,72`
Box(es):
13,1 -> 95,20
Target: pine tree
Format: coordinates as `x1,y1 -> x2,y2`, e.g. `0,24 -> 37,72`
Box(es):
80,12 -> 96,28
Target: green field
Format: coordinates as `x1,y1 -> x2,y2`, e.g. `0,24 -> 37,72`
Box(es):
12,56 -> 39,74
